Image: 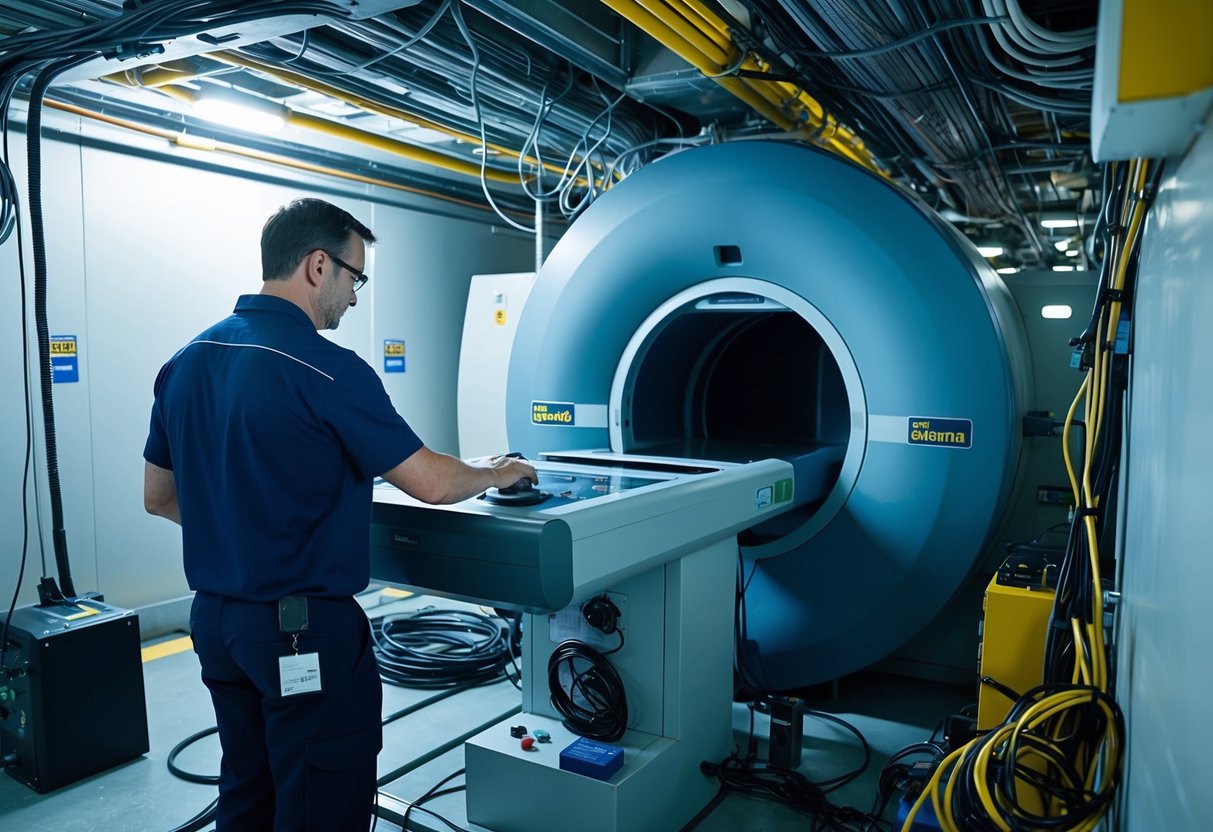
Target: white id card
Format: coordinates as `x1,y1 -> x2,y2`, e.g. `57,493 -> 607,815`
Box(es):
279,652 -> 323,696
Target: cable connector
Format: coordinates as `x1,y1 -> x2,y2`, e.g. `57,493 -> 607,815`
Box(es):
1022,410 -> 1059,437
1070,342 -> 1094,372
102,41 -> 165,62
36,576 -> 66,607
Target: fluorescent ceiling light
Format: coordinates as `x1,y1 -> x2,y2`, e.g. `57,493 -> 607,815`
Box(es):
193,97 -> 285,134
1041,305 -> 1073,319
1066,249 -> 1080,257
1052,265 -> 1076,271
996,267 -> 1019,274
1054,239 -> 1072,251
1041,218 -> 1080,229
976,245 -> 1004,258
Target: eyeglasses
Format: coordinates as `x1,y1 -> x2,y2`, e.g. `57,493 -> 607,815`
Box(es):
321,249 -> 369,292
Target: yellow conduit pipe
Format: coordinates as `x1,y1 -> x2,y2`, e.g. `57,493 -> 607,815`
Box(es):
151,82 -> 517,183
625,0 -> 882,174
102,58 -> 210,88
674,0 -> 877,168
668,0 -> 732,49
633,0 -> 798,125
601,0 -> 795,129
210,50 -> 571,182
285,110 -> 518,183
43,99 -> 530,217
635,0 -> 731,64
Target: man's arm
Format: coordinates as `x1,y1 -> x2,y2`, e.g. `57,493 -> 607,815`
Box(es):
381,447 -> 537,505
144,460 -> 181,525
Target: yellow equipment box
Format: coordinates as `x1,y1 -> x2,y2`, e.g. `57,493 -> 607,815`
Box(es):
977,575 -> 1056,730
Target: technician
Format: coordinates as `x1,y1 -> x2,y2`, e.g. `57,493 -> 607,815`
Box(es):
142,198 -> 535,831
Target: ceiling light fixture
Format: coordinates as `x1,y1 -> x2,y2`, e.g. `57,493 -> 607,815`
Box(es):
1052,265 -> 1076,271
1041,218 -> 1080,229
192,88 -> 286,134
976,245 -> 1004,258
1041,305 -> 1073,319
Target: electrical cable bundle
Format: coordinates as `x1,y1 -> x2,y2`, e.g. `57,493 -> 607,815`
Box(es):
546,638 -> 628,742
901,682 -> 1123,832
1044,157 -> 1163,689
370,608 -> 515,689
869,741 -> 949,821
727,566 -> 878,830
900,157 -> 1161,832
699,753 -> 883,832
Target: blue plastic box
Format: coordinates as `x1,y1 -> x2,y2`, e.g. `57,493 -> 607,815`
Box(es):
559,737 -> 624,781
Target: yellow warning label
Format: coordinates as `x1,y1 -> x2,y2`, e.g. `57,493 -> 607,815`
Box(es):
494,309 -> 506,325
384,342 -> 405,357
50,338 -> 77,356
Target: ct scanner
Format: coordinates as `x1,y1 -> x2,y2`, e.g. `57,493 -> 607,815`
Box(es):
503,140 -> 1031,689
370,140 -> 1031,831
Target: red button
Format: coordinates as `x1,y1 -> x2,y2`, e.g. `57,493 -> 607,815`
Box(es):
520,736 -> 536,751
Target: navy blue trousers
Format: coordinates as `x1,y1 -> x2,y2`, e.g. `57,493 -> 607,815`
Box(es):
190,592 -> 382,831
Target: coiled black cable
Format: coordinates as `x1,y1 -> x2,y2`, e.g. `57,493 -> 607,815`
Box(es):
546,639 -> 628,742
370,608 -> 514,689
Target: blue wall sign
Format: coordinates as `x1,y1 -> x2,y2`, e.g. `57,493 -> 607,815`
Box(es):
51,335 -> 79,383
384,340 -> 405,373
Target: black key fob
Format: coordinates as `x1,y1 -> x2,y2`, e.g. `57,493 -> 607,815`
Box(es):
278,596 -> 309,635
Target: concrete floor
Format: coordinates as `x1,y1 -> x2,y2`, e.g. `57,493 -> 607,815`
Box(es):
0,592 -> 972,831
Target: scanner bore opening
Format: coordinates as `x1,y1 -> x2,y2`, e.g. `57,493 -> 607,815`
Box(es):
619,295 -> 851,543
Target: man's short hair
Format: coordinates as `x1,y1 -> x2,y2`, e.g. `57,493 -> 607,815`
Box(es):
261,198 -> 376,281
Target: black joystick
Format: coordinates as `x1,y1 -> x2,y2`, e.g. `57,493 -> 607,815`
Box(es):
483,476 -> 546,506
499,477 -> 534,494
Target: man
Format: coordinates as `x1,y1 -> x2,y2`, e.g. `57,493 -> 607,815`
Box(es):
143,198 -> 536,830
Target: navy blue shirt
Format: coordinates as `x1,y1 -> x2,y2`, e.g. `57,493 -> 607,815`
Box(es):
144,295 -> 423,601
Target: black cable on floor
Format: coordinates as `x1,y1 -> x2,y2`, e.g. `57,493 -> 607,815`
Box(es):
697,753 -> 886,832
164,677 -> 482,831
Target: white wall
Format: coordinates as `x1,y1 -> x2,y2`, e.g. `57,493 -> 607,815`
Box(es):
1,111 -> 533,623
1117,112 -> 1213,827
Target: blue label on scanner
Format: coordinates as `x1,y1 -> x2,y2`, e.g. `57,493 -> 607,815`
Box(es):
908,417 -> 972,449
532,401 -> 575,425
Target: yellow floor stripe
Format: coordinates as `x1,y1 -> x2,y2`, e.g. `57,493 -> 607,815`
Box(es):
140,589 -> 411,662
141,635 -> 193,663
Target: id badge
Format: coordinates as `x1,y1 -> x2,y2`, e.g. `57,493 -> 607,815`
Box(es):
279,652 -> 323,696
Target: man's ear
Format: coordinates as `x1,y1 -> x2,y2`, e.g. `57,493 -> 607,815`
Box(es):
303,249 -> 327,287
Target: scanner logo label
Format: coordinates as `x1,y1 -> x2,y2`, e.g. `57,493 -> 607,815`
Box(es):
908,417 -> 972,449
532,401 -> 575,425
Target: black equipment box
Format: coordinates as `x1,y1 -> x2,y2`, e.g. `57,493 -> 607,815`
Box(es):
0,600 -> 149,792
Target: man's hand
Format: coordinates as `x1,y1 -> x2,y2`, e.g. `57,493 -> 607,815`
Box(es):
483,454 -> 538,490
382,447 -> 537,505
